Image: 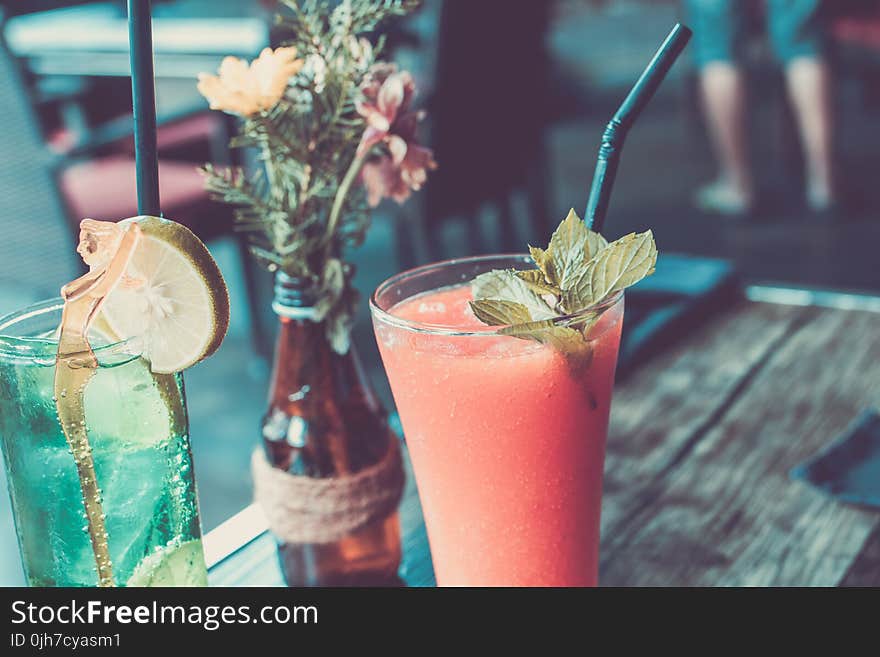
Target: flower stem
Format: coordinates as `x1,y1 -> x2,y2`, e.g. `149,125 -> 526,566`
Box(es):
324,153 -> 366,252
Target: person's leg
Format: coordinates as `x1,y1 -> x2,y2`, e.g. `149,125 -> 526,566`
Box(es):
785,58 -> 834,210
697,62 -> 754,212
767,0 -> 836,211
685,0 -> 754,214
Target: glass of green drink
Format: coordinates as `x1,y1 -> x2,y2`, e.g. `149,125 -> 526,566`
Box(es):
0,299 -> 207,586
0,214 -> 229,587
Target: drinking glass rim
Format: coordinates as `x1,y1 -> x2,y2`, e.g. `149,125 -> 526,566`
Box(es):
369,253 -> 624,337
0,298 -> 139,361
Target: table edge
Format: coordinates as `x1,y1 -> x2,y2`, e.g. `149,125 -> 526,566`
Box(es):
204,504 -> 269,570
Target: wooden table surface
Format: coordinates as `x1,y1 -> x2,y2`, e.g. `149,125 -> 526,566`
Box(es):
208,299 -> 880,587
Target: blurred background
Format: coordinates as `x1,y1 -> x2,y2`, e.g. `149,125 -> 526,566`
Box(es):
0,0 -> 878,584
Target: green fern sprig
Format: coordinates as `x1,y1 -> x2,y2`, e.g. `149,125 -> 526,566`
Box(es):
204,0 -> 422,353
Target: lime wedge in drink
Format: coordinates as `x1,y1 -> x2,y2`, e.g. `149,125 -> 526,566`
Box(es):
127,537 -> 208,587
83,358 -> 186,451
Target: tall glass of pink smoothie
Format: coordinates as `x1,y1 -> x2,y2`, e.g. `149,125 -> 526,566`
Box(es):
370,254 -> 624,586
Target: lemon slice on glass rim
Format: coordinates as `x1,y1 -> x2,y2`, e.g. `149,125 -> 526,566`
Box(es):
98,215 -> 230,374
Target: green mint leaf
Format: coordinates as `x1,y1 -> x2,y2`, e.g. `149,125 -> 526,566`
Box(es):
565,230 -> 657,309
549,209 -> 602,282
583,229 -> 609,261
498,318 -> 554,337
540,326 -> 594,372
501,320 -> 594,371
550,210 -> 607,305
472,269 -> 555,320
528,245 -> 557,286
469,299 -> 533,326
468,210 -> 655,371
529,209 -> 608,307
515,269 -> 562,296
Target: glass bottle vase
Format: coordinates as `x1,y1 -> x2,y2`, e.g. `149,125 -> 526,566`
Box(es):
254,272 -> 403,586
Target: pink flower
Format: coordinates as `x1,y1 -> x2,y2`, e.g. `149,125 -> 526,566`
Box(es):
356,64 -> 415,153
356,63 -> 436,206
361,157 -> 410,207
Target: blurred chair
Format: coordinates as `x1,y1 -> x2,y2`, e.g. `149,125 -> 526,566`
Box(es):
0,9 -> 78,299
0,15 -> 233,241
0,21 -> 266,352
58,124 -> 232,244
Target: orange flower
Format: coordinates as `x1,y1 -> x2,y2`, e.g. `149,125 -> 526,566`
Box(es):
197,47 -> 303,117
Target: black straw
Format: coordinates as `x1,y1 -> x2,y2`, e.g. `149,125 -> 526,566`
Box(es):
584,23 -> 692,232
127,0 -> 160,216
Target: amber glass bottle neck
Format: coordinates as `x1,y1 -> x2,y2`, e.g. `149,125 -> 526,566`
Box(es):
262,273 -> 390,479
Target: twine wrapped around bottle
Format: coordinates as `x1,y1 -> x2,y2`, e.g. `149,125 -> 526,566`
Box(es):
252,434 -> 405,544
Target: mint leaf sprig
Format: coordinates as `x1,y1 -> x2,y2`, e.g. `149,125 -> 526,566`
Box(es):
469,209 -> 657,365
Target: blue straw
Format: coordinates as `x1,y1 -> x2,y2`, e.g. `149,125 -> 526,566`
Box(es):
584,23 -> 692,232
127,0 -> 161,216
